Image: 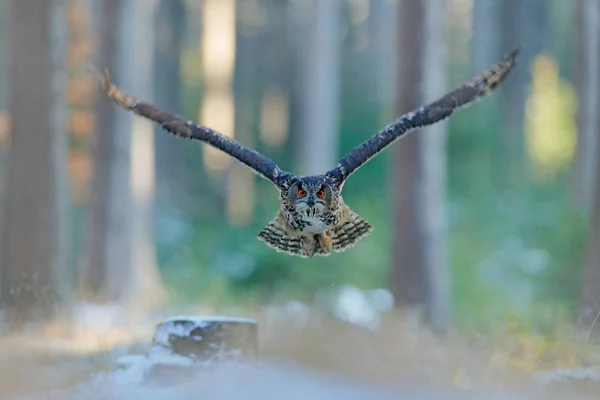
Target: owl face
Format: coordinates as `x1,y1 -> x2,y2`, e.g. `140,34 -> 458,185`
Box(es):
285,176 -> 339,218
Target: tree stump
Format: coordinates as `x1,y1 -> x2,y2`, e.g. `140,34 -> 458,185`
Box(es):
116,316 -> 258,385
153,316 -> 258,361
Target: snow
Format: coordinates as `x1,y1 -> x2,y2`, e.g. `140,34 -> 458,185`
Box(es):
532,366 -> 600,385
330,285 -> 394,330
263,300 -> 311,329
11,357 -> 537,400
159,315 -> 257,327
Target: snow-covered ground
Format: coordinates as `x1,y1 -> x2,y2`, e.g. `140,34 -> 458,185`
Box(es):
9,357 -> 598,400
1,297 -> 599,400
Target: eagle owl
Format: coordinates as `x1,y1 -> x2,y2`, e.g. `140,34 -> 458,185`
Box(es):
91,48 -> 519,258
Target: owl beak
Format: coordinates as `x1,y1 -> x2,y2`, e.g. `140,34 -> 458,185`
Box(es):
307,195 -> 315,208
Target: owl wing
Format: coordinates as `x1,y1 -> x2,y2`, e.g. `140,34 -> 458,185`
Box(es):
325,47 -> 521,184
90,67 -> 291,187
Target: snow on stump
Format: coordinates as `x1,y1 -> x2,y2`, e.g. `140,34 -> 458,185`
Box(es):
116,316 -> 258,386
153,316 -> 258,361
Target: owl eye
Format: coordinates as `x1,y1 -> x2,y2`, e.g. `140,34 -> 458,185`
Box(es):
316,189 -> 325,198
297,189 -> 307,197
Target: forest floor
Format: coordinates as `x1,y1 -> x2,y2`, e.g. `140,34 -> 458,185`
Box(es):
0,305 -> 598,399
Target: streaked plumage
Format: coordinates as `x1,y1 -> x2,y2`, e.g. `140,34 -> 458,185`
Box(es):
90,48 -> 520,258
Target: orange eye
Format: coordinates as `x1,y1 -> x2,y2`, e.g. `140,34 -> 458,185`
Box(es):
316,189 -> 325,198
297,189 -> 307,197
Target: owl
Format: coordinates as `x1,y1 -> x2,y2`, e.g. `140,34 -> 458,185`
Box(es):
91,48 -> 519,258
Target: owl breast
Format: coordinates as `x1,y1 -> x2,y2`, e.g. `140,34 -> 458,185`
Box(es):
283,206 -> 339,235
294,209 -> 341,234
300,216 -> 332,233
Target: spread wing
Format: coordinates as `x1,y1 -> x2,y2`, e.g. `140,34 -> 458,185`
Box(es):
326,47 -> 521,184
89,67 -> 292,187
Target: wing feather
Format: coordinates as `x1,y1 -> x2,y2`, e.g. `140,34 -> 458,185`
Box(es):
326,47 -> 521,184
89,67 -> 289,186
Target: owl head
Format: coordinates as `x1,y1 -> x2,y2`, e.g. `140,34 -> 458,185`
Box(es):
283,175 -> 340,217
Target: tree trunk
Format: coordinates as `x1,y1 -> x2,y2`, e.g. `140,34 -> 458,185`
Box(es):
582,173 -> 600,327
1,0 -> 69,325
199,0 -> 237,173
419,0 -> 450,331
470,0 -> 501,74
579,0 -> 600,328
300,0 -> 342,175
391,0 -> 450,331
0,0 -> 10,112
153,0 -> 190,216
258,0 -> 290,150
115,0 -> 166,309
501,0 -> 548,185
81,0 -> 118,300
573,0 -> 600,212
391,0 -> 426,307
0,0 -> 12,278
227,0 -> 279,227
364,0 -> 397,106
83,0 -> 166,309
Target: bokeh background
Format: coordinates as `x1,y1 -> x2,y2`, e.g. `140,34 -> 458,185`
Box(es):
1,0 -> 600,398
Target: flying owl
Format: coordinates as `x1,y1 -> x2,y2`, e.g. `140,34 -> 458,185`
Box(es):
91,48 -> 519,258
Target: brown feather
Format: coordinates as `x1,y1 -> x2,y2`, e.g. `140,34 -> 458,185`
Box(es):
330,207 -> 373,252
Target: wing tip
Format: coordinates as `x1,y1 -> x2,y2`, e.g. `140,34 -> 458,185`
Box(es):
86,63 -> 137,109
506,44 -> 523,62
86,64 -> 110,90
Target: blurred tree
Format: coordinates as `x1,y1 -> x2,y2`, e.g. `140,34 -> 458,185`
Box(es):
153,0 -> 190,216
501,0 -> 548,185
123,0 -> 166,309
227,1 -> 254,226
573,0 -> 600,213
470,0 -> 501,74
258,0 -> 291,152
364,0 -> 397,107
83,0 -> 166,309
0,0 -> 69,324
227,0 -> 278,227
419,0 -> 450,331
391,0 -> 424,310
81,0 -> 118,301
391,0 -> 449,331
582,116 -> 600,328
0,0 -> 11,275
300,0 -> 342,175
0,0 -> 10,116
579,0 -> 600,328
199,0 -> 237,174
197,0 -> 247,226
286,0 -> 309,173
